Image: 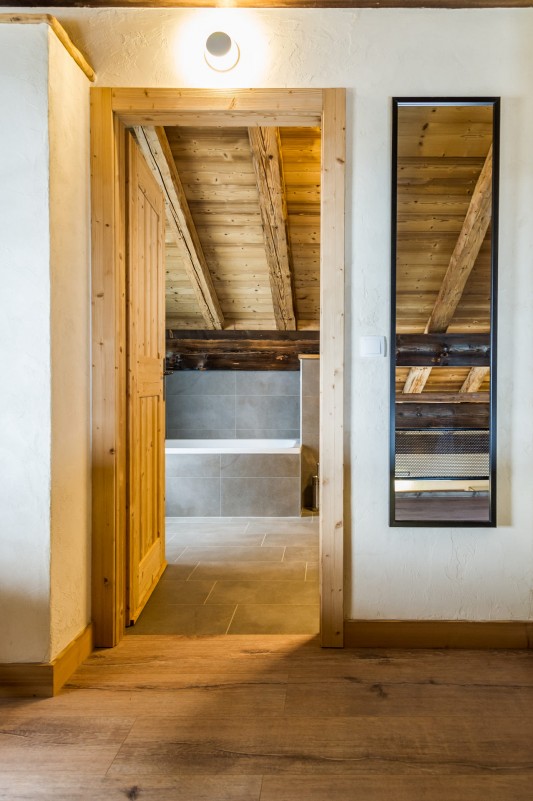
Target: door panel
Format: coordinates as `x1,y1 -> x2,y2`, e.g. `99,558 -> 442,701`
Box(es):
126,132 -> 166,624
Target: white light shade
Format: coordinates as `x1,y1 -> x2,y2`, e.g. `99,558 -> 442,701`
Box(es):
204,31 -> 240,72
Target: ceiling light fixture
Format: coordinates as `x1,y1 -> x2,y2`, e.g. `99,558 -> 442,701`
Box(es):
204,31 -> 240,72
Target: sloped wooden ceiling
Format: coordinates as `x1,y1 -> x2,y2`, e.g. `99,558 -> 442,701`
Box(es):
163,125 -> 321,331
395,104 -> 493,395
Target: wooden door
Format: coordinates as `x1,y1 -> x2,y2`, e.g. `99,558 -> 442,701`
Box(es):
126,132 -> 166,625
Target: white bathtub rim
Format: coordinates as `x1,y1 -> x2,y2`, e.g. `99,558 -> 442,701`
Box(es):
165,438 -> 301,455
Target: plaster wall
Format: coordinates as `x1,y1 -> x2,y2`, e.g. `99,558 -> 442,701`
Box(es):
0,25 -> 52,662
6,6 -> 533,623
48,30 -> 91,660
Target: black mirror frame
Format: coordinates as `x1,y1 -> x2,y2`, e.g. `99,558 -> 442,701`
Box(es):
390,97 -> 500,527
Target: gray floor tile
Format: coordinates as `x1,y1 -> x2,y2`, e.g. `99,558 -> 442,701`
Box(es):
206,580 -> 319,606
227,604 -> 320,634
168,530 -> 265,547
190,561 -> 308,582
129,604 -> 237,635
261,530 -> 320,548
160,563 -> 200,581
148,580 -> 216,605
176,545 -> 285,564
283,546 -> 320,562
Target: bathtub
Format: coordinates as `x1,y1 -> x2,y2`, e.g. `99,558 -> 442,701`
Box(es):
165,438 -> 300,455
165,439 -> 302,517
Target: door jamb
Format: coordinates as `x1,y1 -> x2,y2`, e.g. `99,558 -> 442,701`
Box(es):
90,87 -> 346,648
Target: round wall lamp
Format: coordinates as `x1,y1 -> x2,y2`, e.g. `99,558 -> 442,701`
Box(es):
204,31 -> 240,72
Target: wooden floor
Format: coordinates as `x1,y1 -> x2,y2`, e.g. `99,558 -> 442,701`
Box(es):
1,636 -> 533,799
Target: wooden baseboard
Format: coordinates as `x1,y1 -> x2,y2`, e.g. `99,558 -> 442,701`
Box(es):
0,624 -> 93,698
344,619 -> 533,649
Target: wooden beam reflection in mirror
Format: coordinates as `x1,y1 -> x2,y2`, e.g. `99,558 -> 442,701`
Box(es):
391,98 -> 498,527
402,144 -> 492,394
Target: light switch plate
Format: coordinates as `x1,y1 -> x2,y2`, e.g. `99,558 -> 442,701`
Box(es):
360,335 -> 386,357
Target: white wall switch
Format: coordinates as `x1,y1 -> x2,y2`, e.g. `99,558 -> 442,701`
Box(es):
360,335 -> 386,357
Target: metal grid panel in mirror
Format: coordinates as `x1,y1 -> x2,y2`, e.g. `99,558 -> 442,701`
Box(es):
390,98 -> 499,526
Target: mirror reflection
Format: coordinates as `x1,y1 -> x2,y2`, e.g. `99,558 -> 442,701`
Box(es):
391,99 -> 499,526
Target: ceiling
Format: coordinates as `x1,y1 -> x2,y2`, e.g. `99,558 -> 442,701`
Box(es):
163,125 -> 321,331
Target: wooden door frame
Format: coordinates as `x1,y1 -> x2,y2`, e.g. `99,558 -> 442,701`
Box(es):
91,88 -> 346,648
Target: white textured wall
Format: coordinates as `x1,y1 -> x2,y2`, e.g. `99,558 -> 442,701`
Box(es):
48,30 -> 91,661
5,7 -> 533,625
0,24 -> 52,662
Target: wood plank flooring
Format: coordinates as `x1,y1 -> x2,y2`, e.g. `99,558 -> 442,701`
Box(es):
1,636 -> 533,799
127,517 -> 319,635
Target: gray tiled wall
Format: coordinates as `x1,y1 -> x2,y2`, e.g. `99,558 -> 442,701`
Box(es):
165,370 -> 300,440
166,452 -> 301,516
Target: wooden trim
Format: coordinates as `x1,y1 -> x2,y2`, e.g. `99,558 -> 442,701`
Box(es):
111,89 -> 323,127
0,625 -> 93,698
91,88 -> 346,650
344,619 -> 533,649
52,624 -> 93,695
91,89 -> 127,647
0,14 -> 95,81
6,1 -> 533,8
249,127 -> 296,330
134,126 -> 224,329
320,88 -> 346,648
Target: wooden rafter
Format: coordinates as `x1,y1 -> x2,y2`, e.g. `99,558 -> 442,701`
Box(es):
461,366 -> 490,393
249,127 -> 296,330
402,145 -> 493,394
134,126 -> 224,330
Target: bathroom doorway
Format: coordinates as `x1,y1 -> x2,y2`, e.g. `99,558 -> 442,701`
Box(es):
91,88 -> 345,648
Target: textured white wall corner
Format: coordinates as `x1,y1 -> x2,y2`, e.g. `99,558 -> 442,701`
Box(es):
0,23 -> 52,662
2,5 -> 533,624
48,29 -> 91,662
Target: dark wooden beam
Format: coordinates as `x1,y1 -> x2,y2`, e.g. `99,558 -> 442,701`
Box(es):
165,329 -> 319,371
397,392 -> 489,404
396,333 -> 490,367
5,2 -> 533,8
396,401 -> 490,429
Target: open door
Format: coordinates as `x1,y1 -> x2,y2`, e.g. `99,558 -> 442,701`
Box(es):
126,132 -> 167,624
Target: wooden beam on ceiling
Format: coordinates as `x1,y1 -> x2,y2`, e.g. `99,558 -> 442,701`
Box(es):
402,145 -> 493,394
396,333 -> 490,367
134,125 -> 224,330
165,329 -> 319,371
396,401 -> 490,430
461,366 -> 490,393
397,392 -> 489,404
7,2 -> 533,8
249,127 -> 296,331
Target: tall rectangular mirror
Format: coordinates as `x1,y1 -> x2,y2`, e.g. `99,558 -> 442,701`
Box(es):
390,98 -> 499,526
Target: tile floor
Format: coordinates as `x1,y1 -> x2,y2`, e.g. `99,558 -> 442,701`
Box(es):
127,516 -> 319,636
